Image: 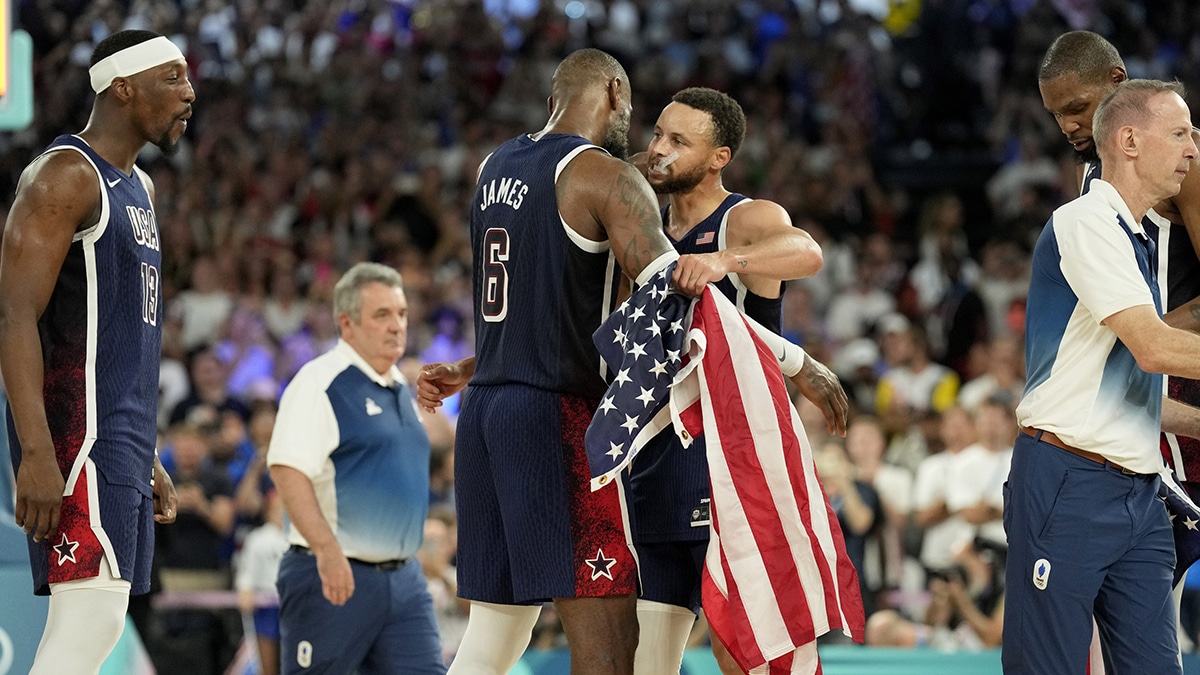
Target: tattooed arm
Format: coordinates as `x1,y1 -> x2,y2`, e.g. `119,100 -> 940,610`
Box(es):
556,150 -> 677,282
1163,295 -> 1200,333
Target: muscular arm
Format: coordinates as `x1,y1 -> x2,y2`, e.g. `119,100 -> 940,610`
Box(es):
674,200 -> 822,297
1103,304 -> 1200,379
0,152 -> 99,541
557,151 -> 676,282
269,465 -> 354,605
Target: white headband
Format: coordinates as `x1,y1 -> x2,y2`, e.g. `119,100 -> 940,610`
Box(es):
89,36 -> 186,94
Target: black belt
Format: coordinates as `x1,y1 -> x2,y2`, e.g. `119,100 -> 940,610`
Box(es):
289,545 -> 409,571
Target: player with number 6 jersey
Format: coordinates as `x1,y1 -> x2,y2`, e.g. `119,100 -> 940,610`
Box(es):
419,49 -> 682,675
468,134 -> 622,400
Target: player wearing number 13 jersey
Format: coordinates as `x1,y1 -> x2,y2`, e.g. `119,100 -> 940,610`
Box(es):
1,29 -> 190,674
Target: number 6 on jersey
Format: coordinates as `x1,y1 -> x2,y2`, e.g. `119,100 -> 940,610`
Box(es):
483,227 -> 509,322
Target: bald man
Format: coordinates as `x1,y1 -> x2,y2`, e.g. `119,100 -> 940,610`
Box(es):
418,48 -> 676,675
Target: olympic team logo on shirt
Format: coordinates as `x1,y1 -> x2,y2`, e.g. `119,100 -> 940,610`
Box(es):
297,640 -> 313,668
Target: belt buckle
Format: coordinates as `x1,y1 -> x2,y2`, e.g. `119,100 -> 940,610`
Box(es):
1121,466 -> 1137,476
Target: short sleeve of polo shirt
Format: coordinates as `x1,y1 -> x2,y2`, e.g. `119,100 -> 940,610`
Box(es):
266,366 -> 340,478
1055,213 -> 1155,324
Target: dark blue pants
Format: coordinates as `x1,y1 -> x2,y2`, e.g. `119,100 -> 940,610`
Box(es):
1002,433 -> 1180,674
276,549 -> 445,675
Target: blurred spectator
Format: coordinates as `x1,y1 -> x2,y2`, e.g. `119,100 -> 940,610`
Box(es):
214,305 -> 279,401
825,235 -> 899,346
263,264 -> 310,343
975,238 -> 1032,338
875,316 -> 960,416
169,347 -> 251,427
419,509 -> 468,663
957,334 -> 1025,413
815,441 -> 882,615
277,302 -> 340,384
846,417 -> 915,594
157,423 -> 236,574
429,444 -> 456,510
834,337 -> 884,414
235,488 -> 288,675
912,407 -> 978,573
960,397 -> 1016,547
908,193 -> 978,317
234,400 -> 280,522
866,537 -> 1006,651
172,255 -> 235,351
420,306 -> 472,367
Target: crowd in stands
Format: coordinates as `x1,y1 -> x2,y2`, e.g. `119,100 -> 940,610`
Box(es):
7,0 -> 1200,672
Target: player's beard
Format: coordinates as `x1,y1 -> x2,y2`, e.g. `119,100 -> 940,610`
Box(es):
602,113 -> 630,160
652,163 -> 707,195
1073,141 -> 1098,166
156,133 -> 181,157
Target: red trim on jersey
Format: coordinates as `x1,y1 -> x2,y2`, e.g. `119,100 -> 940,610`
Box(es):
561,394 -> 637,597
46,461 -> 105,584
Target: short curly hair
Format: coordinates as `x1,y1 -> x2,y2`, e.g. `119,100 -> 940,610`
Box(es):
671,87 -> 746,159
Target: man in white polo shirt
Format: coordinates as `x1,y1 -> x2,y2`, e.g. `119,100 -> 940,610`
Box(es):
1004,79 -> 1200,675
268,263 -> 444,674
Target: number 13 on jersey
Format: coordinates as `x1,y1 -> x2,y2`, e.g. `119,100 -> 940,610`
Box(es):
141,261 -> 159,326
482,227 -> 509,322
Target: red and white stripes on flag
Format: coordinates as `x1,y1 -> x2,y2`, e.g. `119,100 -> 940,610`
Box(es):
671,288 -> 864,674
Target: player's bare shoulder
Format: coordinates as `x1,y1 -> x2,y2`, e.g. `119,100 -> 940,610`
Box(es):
11,149 -> 103,234
726,198 -> 793,245
555,147 -> 643,214
556,149 -> 665,273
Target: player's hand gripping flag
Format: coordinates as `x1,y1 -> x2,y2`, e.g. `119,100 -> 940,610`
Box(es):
585,264 -> 864,674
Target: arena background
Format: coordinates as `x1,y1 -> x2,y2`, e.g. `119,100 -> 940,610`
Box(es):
3,0 -> 1200,673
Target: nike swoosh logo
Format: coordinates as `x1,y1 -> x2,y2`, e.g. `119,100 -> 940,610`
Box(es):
106,177 -> 122,188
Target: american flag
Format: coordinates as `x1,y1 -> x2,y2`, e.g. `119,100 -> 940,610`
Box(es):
1159,472 -> 1200,586
586,264 -> 864,673
585,264 -> 690,488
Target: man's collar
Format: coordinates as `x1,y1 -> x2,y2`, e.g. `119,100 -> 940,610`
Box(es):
334,339 -> 405,388
1087,179 -> 1147,236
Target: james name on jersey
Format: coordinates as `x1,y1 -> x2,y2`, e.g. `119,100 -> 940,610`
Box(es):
478,176 -> 529,212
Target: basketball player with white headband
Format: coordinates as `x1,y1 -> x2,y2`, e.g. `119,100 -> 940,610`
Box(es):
0,30 -> 192,674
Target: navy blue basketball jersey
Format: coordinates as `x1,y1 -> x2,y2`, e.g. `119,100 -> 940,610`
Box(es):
629,193 -> 784,542
468,134 -> 621,400
1081,160 -> 1102,196
7,135 -> 163,497
667,193 -> 783,334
